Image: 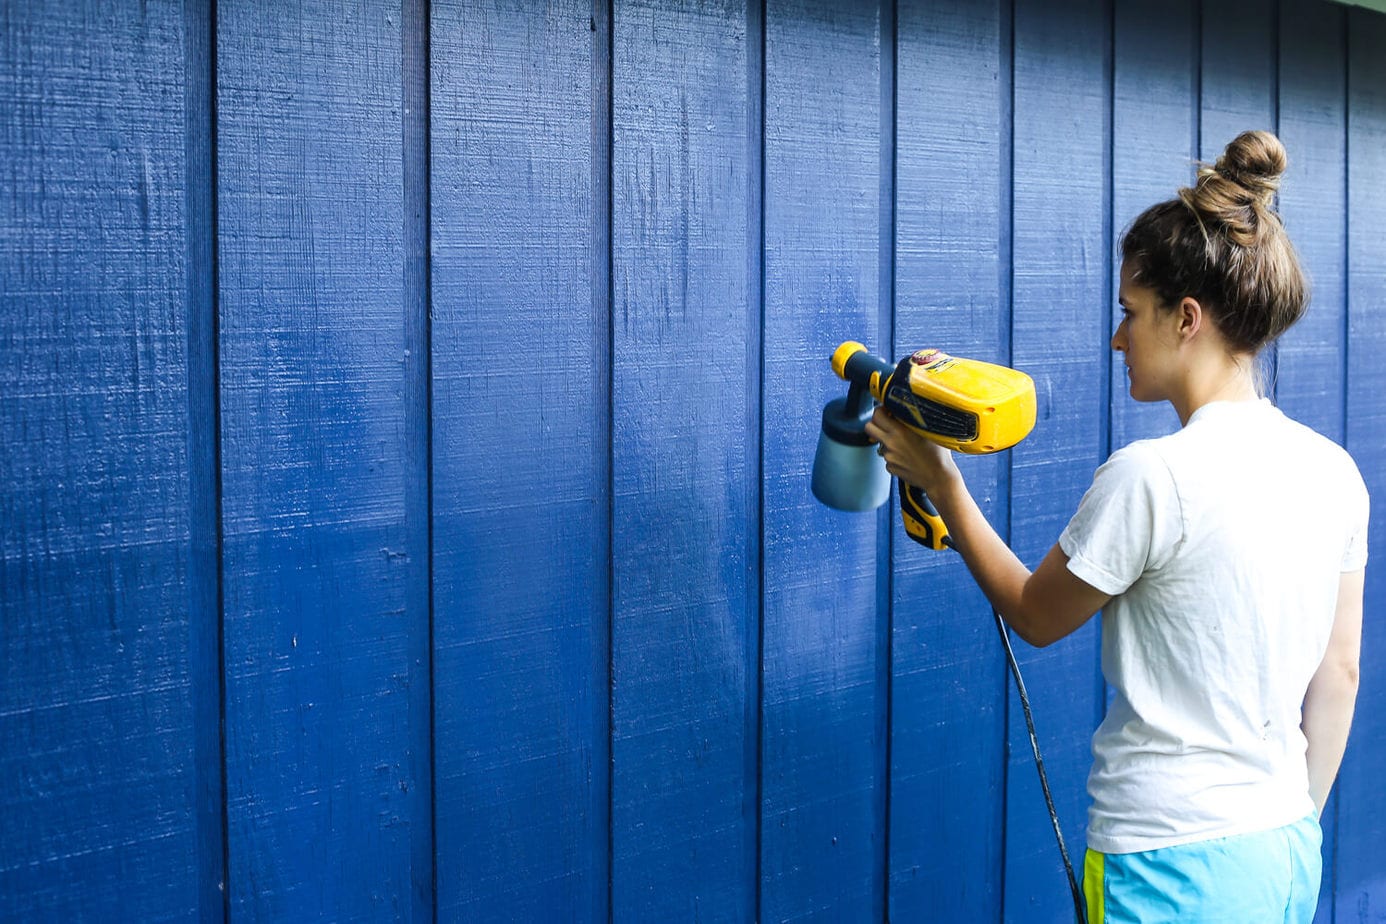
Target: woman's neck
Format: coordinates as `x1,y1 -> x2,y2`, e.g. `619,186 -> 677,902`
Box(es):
1172,352 -> 1260,426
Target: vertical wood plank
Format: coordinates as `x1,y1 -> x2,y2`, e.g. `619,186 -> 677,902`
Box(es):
216,2 -> 428,918
0,2 -> 214,920
1111,0 -> 1192,450
429,1 -> 609,918
889,0 -> 1008,918
611,0 -> 760,917
1339,7 -> 1386,918
1007,0 -> 1110,917
1276,0 -> 1346,445
1199,0 -> 1276,158
760,1 -> 884,918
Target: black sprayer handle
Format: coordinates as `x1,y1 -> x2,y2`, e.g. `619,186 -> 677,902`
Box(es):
900,482 -> 951,551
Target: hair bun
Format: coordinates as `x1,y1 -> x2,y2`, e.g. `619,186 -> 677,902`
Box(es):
1179,130 -> 1288,246
1212,130 -> 1286,205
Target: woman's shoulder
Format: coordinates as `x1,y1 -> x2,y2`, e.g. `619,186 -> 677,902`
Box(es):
1271,407 -> 1366,482
1093,438 -> 1177,491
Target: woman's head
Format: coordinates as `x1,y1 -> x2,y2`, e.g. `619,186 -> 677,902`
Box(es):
1119,130 -> 1308,355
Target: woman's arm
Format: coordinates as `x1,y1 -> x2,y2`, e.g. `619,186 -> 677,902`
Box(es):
865,407 -> 1110,647
1302,567 -> 1365,816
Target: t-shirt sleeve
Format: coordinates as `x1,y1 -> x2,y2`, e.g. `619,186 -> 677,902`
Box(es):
1058,442 -> 1183,596
1341,463 -> 1370,573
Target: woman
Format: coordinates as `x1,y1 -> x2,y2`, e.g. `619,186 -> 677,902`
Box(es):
866,130 -> 1367,922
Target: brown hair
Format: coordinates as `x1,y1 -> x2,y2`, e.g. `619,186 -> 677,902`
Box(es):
1120,130 -> 1308,354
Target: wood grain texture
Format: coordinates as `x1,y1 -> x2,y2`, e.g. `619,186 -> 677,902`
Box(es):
0,3 -> 213,920
215,1 -> 427,918
3,2 -> 1386,918
1276,0 -> 1347,445
1199,0 -> 1276,159
1338,8 -> 1386,918
1111,0 -> 1192,449
1007,1 -> 1110,918
760,0 -> 885,918
610,0 -> 759,918
889,0 -> 1008,918
429,1 -> 608,918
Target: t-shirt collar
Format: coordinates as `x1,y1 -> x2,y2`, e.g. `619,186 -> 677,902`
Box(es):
1186,397 -> 1275,427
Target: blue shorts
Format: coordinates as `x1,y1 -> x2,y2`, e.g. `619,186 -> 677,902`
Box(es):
1082,814 -> 1322,924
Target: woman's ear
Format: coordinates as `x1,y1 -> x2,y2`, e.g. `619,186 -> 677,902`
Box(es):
1176,296 -> 1204,341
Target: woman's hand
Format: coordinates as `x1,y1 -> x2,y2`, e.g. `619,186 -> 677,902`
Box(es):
863,406 -> 962,497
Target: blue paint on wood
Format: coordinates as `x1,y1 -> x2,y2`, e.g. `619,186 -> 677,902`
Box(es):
429,1 -> 609,918
1008,1 -> 1111,919
1200,0 -> 1277,158
1277,0 -> 1347,444
889,0 -> 1009,918
0,3 -> 212,920
610,0 -> 760,918
1112,0 -> 1193,449
1340,7 -> 1386,917
760,1 -> 885,918
215,1 -> 427,918
4,1 -> 1386,918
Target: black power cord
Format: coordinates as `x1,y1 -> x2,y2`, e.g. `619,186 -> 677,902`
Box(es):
992,606 -> 1087,924
919,504 -> 1086,921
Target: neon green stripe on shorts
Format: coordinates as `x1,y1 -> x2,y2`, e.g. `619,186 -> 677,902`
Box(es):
1080,814 -> 1321,923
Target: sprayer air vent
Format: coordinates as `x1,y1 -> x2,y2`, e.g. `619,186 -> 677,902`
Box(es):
887,387 -> 979,442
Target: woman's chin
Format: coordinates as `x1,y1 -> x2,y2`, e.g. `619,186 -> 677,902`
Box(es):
1125,378 -> 1155,403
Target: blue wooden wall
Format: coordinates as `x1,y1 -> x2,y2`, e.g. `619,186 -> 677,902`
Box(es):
3,0 -> 1384,921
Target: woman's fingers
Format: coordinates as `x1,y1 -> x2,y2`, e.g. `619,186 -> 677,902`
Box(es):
865,406 -> 895,446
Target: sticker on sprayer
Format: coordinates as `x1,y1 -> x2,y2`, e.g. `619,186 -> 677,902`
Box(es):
911,349 -> 956,373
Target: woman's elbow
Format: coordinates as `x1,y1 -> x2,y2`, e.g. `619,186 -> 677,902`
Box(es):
1008,559 -> 1107,649
1314,656 -> 1361,693
1333,659 -> 1361,689
1007,593 -> 1099,648
1005,610 -> 1065,649
1021,628 -> 1066,649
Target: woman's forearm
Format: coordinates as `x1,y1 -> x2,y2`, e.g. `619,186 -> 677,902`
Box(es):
928,475 -> 1046,645
1303,569 -> 1365,815
1302,663 -> 1359,814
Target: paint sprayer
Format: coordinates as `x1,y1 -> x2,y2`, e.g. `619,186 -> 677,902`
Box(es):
811,340 -> 1037,545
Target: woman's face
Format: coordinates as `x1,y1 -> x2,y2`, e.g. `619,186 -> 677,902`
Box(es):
1112,262 -> 1182,403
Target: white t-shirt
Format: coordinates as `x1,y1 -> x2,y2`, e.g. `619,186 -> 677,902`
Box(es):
1058,399 -> 1369,855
